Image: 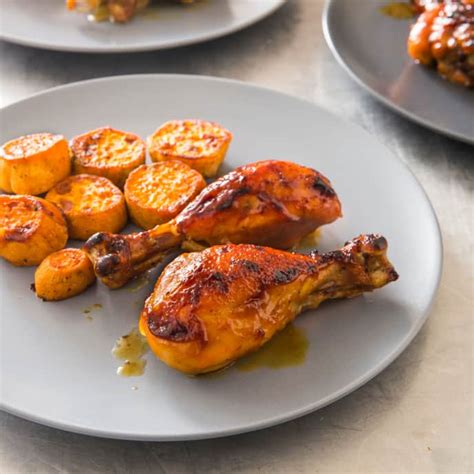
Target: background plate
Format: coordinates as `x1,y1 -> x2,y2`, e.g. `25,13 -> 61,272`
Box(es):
0,0 -> 285,53
0,75 -> 442,441
323,0 -> 474,144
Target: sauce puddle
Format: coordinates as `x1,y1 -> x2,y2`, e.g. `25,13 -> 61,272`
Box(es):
82,303 -> 102,321
379,2 -> 417,19
140,5 -> 160,20
126,273 -> 152,293
296,228 -> 322,250
237,324 -> 309,372
112,327 -> 149,377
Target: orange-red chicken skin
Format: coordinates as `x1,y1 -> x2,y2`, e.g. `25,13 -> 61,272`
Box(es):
408,0 -> 474,87
84,160 -> 342,288
139,234 -> 399,374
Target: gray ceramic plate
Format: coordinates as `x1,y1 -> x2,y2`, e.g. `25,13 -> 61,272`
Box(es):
0,0 -> 285,53
323,0 -> 474,144
0,75 -> 442,441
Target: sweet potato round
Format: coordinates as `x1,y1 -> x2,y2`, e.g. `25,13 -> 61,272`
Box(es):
45,174 -> 127,240
34,248 -> 96,301
147,120 -> 232,178
71,127 -> 146,188
124,161 -> 206,229
0,133 -> 71,195
0,195 -> 68,266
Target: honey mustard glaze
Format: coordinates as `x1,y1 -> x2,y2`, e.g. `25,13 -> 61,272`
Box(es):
294,228 -> 321,250
237,324 -> 309,372
82,303 -> 102,320
380,2 -> 416,19
141,0 -> 204,20
126,273 -> 152,293
140,5 -> 160,20
112,327 -> 149,377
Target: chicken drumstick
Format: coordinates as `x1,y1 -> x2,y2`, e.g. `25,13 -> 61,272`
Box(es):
139,234 -> 398,374
408,0 -> 474,87
84,160 -> 342,288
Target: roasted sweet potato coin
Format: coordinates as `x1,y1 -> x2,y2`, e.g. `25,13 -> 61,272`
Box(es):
147,120 -> 232,178
34,248 -> 96,301
71,127 -> 146,188
46,174 -> 127,240
124,161 -> 206,229
0,195 -> 68,266
0,133 -> 71,195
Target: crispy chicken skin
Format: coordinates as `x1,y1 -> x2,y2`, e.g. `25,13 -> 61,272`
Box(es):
411,0 -> 474,13
139,235 -> 399,374
408,0 -> 474,87
175,160 -> 341,247
83,160 -> 342,288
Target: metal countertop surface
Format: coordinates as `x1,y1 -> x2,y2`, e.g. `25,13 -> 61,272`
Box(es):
0,1 -> 472,472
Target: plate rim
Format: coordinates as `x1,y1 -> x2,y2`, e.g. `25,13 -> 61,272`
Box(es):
0,0 -> 286,53
322,0 -> 474,145
0,74 -> 443,441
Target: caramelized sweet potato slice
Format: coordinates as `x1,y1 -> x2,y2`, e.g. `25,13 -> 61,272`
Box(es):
71,127 -> 146,188
124,161 -> 206,229
0,195 -> 68,266
148,120 -> 232,178
34,248 -> 96,301
46,174 -> 127,240
0,133 -> 70,195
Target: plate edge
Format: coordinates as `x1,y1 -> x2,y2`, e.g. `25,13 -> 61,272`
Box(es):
0,0 -> 287,53
321,0 -> 474,145
0,73 -> 444,441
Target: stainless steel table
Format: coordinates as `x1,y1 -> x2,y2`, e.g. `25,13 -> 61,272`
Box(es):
0,1 -> 472,472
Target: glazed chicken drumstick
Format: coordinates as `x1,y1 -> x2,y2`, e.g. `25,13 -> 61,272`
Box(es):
84,160 -> 342,288
139,234 -> 399,374
408,0 -> 474,87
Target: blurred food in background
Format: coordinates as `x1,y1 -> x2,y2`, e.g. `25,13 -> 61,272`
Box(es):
66,0 -> 195,23
407,0 -> 474,87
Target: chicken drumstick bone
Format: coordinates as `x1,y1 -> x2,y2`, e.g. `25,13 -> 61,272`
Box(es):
84,160 -> 342,288
140,234 -> 399,374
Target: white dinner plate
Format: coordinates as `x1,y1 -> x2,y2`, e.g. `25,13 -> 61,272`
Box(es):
323,0 -> 474,144
0,75 -> 442,441
0,0 -> 285,53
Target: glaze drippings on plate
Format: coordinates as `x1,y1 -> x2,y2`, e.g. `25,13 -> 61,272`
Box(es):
112,327 -> 149,377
